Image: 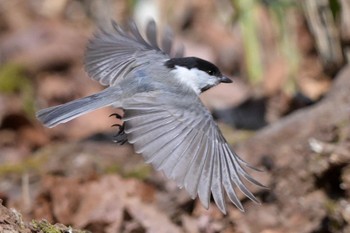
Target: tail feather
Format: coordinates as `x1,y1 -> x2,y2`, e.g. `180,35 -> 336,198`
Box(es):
36,87 -> 121,128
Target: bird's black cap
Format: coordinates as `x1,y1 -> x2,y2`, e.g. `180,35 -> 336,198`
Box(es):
165,57 -> 222,77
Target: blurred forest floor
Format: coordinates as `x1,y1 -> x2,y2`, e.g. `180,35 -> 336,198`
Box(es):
0,0 -> 350,233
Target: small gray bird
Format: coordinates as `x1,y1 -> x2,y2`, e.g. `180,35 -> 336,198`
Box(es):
36,20 -> 264,214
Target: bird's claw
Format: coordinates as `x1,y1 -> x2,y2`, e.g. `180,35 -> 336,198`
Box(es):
109,113 -> 122,119
110,112 -> 127,145
111,123 -> 122,128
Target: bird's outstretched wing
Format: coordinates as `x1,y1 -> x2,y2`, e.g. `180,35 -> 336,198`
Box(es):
122,91 -> 265,213
85,20 -> 183,86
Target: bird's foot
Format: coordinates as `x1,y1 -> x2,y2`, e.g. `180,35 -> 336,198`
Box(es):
110,113 -> 128,145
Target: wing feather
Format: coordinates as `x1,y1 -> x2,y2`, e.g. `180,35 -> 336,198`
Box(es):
220,146 -> 244,211
197,139 -> 215,209
161,26 -> 173,54
128,21 -> 150,47
85,20 -> 179,86
159,127 -> 197,174
229,147 -> 266,188
183,136 -> 209,198
211,152 -> 226,214
146,20 -> 160,50
128,120 -> 179,158
171,112 -> 211,187
124,112 -> 169,134
127,117 -> 176,144
170,130 -> 202,185
150,125 -> 190,169
222,144 -> 260,204
122,92 -> 263,213
137,122 -> 185,161
196,121 -> 220,209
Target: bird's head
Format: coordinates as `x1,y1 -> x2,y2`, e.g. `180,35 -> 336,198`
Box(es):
165,57 -> 231,94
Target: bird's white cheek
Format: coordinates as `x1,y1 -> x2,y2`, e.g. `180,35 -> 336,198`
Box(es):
172,66 -> 202,94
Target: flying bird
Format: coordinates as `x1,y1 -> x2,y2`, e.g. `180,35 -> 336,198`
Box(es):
36,20 -> 264,214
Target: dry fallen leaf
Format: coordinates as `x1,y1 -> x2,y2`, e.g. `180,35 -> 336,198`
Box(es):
125,197 -> 183,233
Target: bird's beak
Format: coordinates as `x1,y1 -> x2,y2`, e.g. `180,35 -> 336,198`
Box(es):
219,76 -> 232,83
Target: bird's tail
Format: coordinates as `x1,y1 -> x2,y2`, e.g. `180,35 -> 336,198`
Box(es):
36,87 -> 121,128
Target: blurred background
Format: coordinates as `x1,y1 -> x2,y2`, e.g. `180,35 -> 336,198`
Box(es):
0,0 -> 349,232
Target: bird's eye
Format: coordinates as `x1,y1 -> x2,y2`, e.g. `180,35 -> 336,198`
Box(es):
207,70 -> 213,75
